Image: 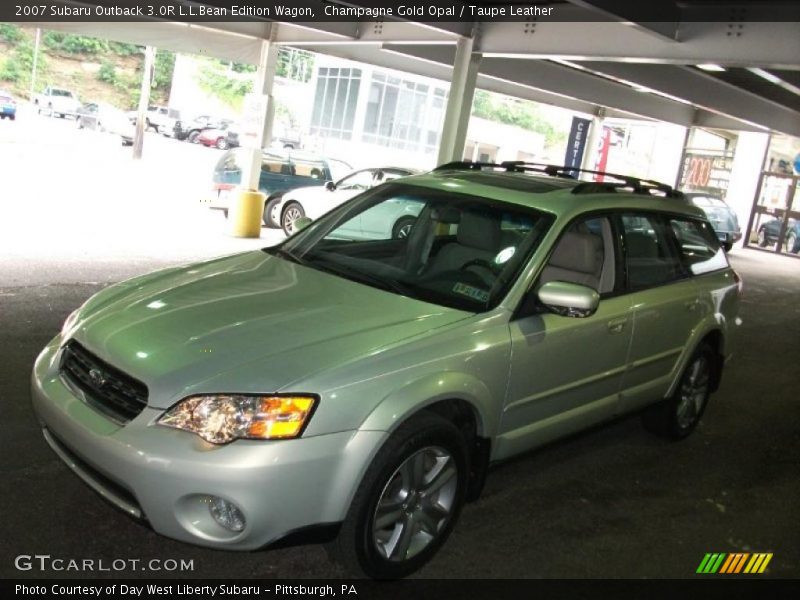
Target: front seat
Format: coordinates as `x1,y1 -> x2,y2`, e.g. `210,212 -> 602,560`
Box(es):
539,231 -> 604,290
425,210 -> 502,275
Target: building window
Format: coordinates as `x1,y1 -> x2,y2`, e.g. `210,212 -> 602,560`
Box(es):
310,67 -> 362,140
362,73 -> 446,154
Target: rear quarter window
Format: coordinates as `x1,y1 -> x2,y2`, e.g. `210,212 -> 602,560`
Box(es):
670,218 -> 729,275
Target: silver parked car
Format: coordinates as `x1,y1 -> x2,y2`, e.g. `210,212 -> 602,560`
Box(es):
32,162 -> 741,578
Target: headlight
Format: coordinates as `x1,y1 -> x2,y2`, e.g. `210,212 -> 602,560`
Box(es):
157,394 -> 317,444
61,309 -> 80,336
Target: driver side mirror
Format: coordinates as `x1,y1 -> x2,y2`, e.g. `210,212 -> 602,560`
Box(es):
325,181 -> 336,191
537,281 -> 599,318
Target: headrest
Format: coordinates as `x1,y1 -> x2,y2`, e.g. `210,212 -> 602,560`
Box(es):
458,211 -> 502,252
431,205 -> 461,223
549,232 -> 602,275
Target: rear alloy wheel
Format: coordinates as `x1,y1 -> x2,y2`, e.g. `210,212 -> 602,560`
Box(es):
216,137 -> 229,150
327,412 -> 467,579
642,344 -> 714,439
392,217 -> 417,239
281,202 -> 305,236
757,227 -> 768,247
785,232 -> 797,254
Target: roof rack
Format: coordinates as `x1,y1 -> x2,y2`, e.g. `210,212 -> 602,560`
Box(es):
433,160 -> 683,199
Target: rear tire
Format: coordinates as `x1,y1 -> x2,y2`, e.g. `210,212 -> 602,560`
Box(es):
327,411 -> 468,579
642,343 -> 714,440
785,232 -> 797,254
263,195 -> 283,228
757,227 -> 768,247
392,217 -> 417,239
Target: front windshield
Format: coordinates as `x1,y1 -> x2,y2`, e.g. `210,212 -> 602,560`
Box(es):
269,183 -> 553,312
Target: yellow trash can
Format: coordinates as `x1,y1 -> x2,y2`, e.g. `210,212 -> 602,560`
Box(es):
229,188 -> 266,238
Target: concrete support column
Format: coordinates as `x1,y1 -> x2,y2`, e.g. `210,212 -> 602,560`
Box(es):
133,45 -> 155,160
727,132 -> 771,244
436,36 -> 479,166
243,29 -> 279,191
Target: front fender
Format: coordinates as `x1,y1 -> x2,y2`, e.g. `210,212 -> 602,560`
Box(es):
359,370 -> 500,438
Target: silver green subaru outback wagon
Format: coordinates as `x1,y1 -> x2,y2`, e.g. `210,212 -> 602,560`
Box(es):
32,162 -> 741,578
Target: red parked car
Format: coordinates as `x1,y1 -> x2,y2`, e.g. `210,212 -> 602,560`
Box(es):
197,122 -> 238,150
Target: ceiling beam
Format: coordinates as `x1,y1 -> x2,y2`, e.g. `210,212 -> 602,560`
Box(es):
579,62 -> 800,137
478,16 -> 800,69
565,0 -> 680,40
389,45 -> 698,126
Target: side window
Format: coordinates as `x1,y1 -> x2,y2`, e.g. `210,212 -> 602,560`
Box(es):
670,218 -> 728,275
337,170 -> 375,191
260,157 -> 284,174
292,159 -> 326,180
538,216 -> 616,294
620,214 -> 684,290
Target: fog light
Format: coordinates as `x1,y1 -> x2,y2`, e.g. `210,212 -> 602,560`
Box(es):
208,496 -> 245,532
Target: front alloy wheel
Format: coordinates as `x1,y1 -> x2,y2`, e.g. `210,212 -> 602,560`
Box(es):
282,203 -> 305,236
372,446 -> 457,562
328,412 -> 468,579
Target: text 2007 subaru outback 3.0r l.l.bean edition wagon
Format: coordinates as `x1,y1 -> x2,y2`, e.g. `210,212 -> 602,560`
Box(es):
32,162 -> 741,579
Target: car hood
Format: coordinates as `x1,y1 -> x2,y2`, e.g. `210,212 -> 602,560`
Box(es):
69,251 -> 468,408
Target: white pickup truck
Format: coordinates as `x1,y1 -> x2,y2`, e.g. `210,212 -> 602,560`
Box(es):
34,86 -> 81,119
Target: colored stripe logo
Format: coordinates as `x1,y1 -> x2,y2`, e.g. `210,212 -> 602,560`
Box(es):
696,552 -> 773,574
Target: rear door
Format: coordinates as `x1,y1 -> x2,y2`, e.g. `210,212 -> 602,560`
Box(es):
616,212 -> 700,413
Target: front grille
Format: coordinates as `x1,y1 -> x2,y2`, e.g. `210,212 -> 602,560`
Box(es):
60,341 -> 148,423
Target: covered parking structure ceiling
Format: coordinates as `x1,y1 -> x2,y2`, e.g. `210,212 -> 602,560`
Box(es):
29,0 -> 800,141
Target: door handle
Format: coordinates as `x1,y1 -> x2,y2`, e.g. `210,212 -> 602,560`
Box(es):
607,317 -> 628,334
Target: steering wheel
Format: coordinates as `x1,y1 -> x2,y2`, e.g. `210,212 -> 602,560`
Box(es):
460,258 -> 500,285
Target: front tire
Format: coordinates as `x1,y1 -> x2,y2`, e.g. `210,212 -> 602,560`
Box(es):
642,344 -> 714,439
215,137 -> 229,150
757,227 -> 768,247
281,202 -> 305,236
188,130 -> 200,143
327,412 -> 468,579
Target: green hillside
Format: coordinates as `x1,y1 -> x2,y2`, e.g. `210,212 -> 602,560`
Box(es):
0,23 -> 173,109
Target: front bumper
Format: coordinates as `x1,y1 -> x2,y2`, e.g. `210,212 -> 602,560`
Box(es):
31,337 -> 386,550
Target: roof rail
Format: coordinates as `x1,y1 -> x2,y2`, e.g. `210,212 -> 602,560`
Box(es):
433,160 -> 683,198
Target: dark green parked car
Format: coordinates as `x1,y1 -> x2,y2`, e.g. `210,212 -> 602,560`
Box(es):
208,148 -> 351,225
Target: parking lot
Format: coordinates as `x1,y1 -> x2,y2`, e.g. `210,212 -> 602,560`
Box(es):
0,106 -> 798,579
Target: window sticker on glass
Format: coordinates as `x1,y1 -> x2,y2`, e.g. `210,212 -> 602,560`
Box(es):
452,282 -> 490,303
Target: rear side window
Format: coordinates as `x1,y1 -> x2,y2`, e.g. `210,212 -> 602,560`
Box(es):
293,159 -> 327,180
620,214 -> 684,290
670,218 -> 729,275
